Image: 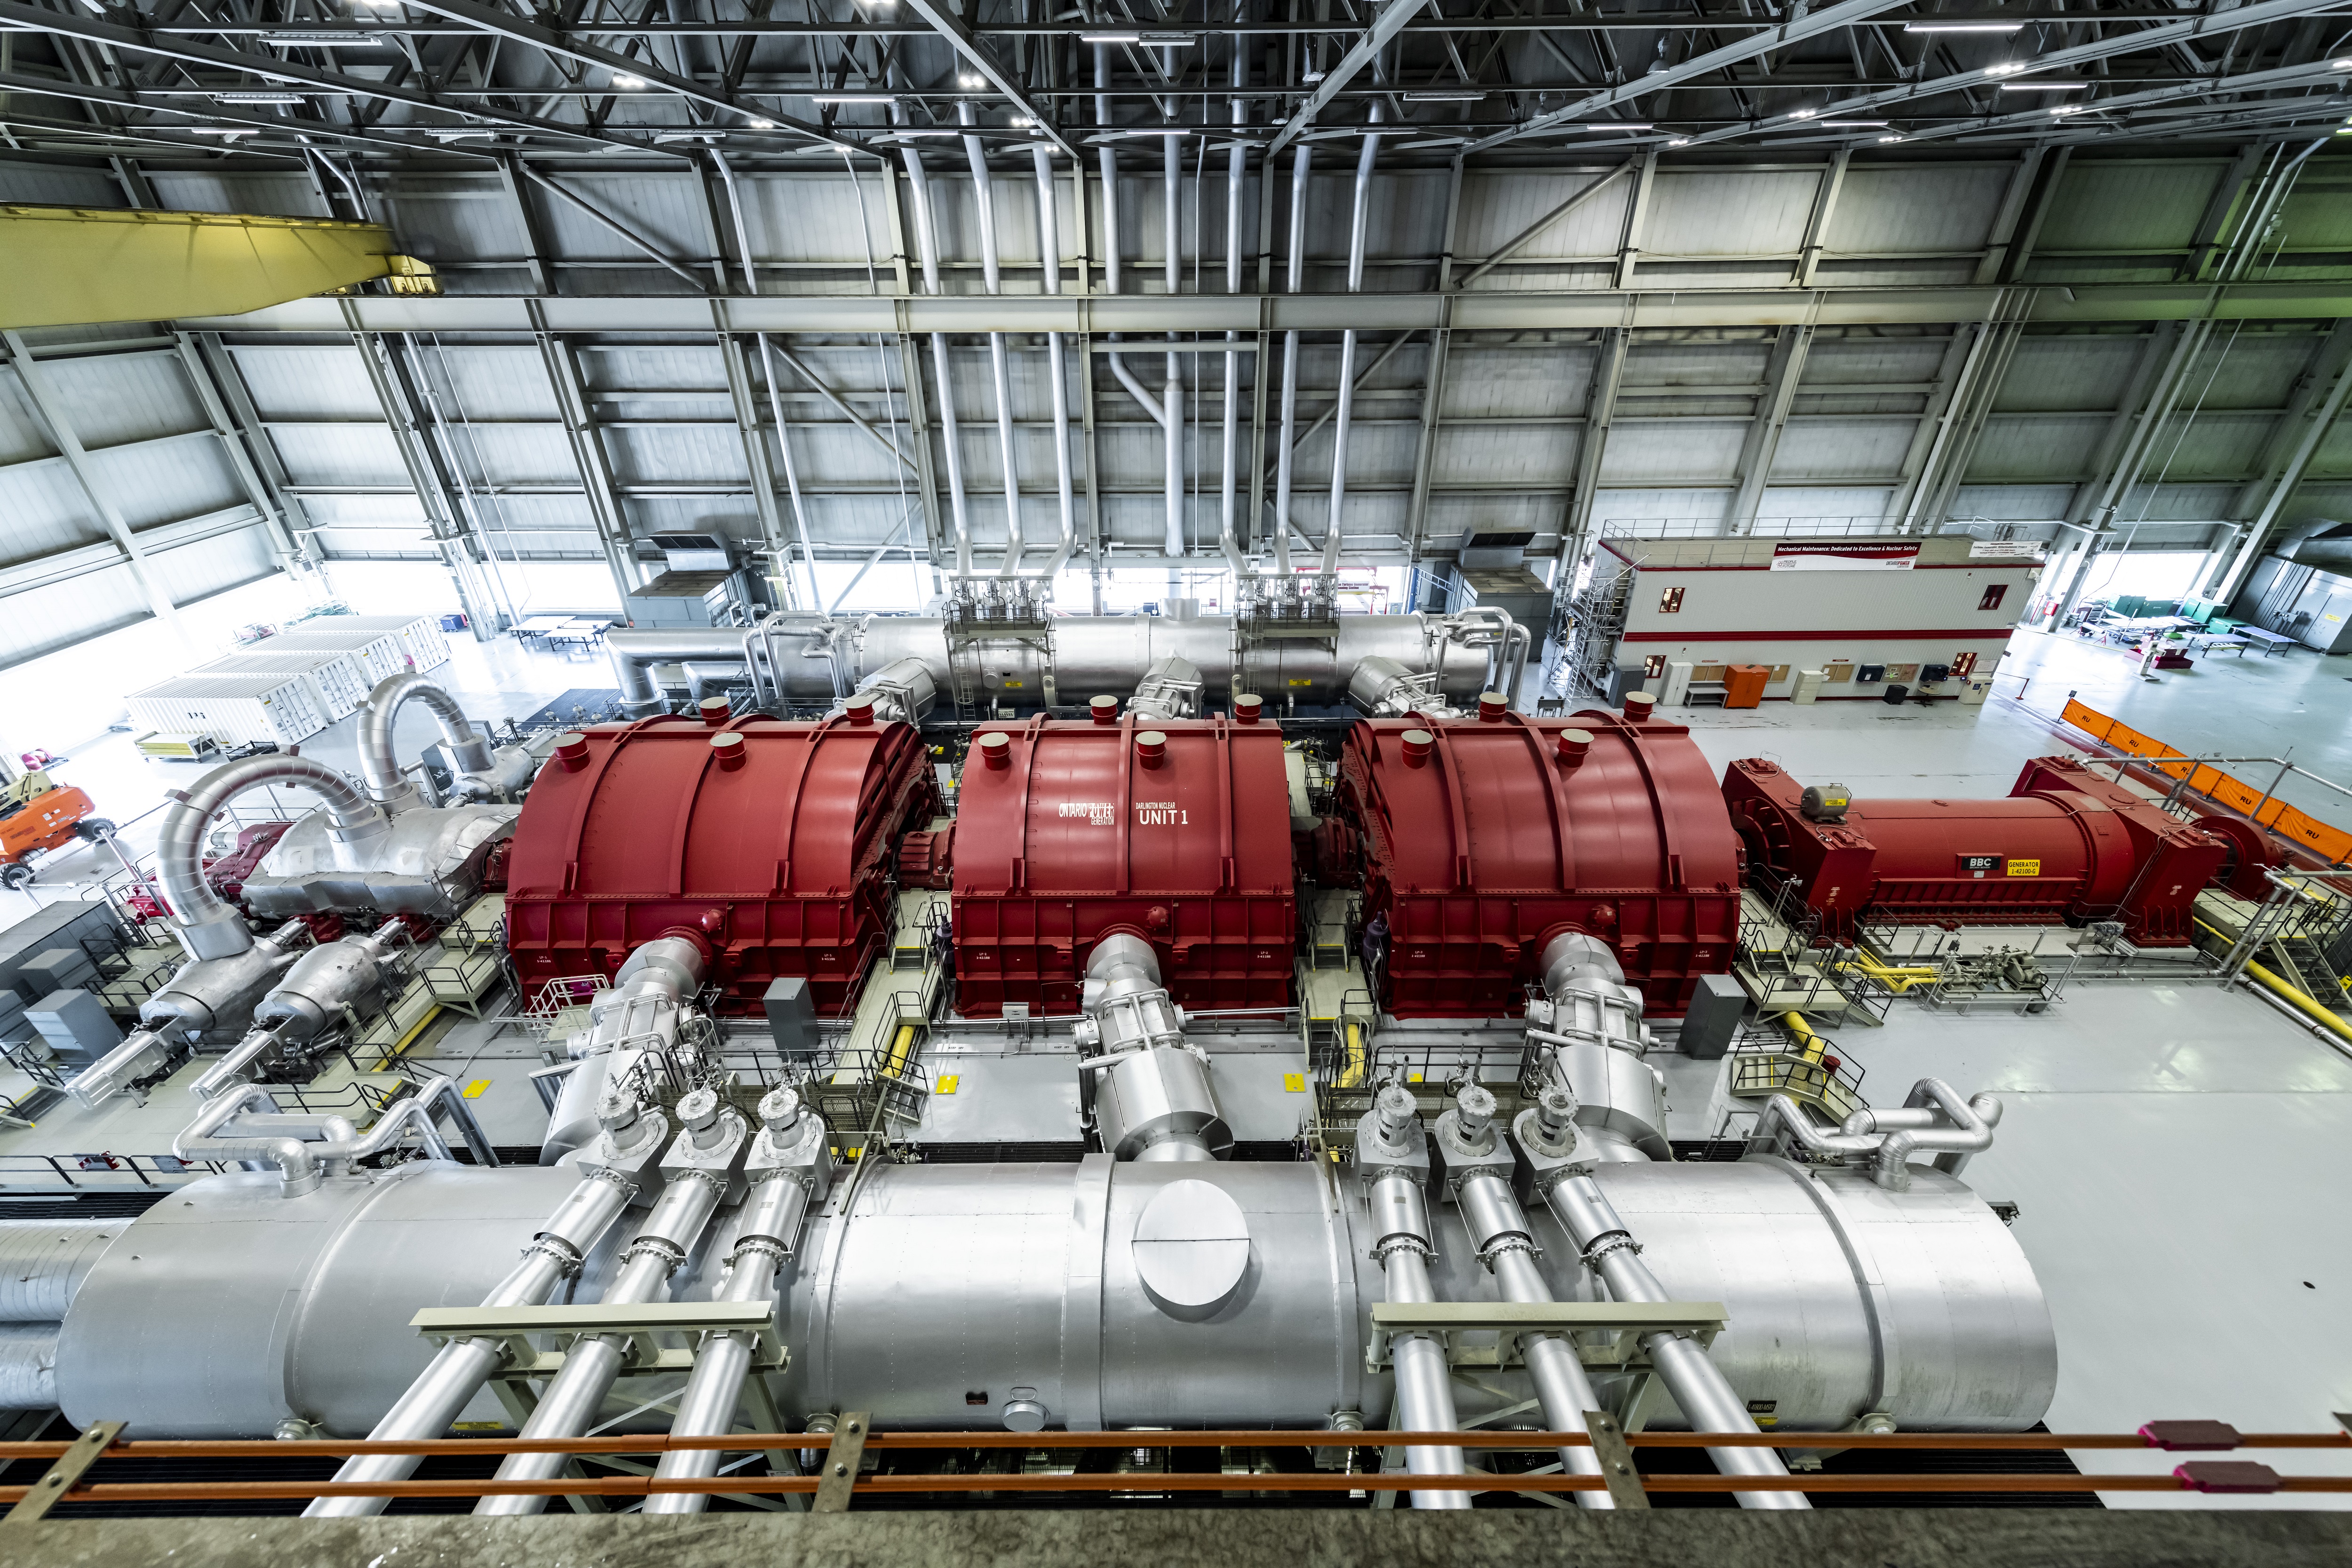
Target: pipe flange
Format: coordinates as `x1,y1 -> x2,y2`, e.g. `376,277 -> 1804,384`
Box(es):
1370,1231 -> 1434,1264
620,1234 -> 689,1273
1581,1229 -> 1642,1267
525,1234 -> 588,1278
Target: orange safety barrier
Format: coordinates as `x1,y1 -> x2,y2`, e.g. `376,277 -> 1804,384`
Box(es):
2060,699 -> 2352,868
3,1425 -> 2348,1512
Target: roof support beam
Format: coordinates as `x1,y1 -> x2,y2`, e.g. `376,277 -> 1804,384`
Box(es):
527,299 -> 640,609
170,330 -> 305,573
1724,324 -> 1813,535
1561,327 -> 1628,575
1267,0 -> 1433,159
893,0 -> 1081,159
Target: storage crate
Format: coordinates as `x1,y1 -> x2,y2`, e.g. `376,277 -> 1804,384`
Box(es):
125,673 -> 326,747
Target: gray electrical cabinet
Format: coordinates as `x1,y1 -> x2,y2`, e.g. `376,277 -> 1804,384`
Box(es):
1679,974 -> 1749,1061
0,901 -> 125,1004
27,988 -> 122,1066
763,978 -> 816,1057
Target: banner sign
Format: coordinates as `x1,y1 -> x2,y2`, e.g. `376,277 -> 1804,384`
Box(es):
1769,541 -> 1920,572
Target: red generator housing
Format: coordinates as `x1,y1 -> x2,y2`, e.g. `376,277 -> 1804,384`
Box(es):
949,715 -> 1295,1017
1721,754 -> 2231,947
1335,712 -> 1741,1019
504,715 -> 937,1015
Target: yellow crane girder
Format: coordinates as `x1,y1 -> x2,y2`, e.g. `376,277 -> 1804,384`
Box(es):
0,204 -> 437,328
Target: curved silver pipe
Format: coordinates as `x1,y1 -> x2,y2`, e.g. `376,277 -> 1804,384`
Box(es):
1272,144 -> 1310,576
359,673 -> 490,810
1032,145 -> 1078,581
1322,103 -> 1382,577
960,104 -> 1025,578
175,1075 -> 472,1198
894,96 -> 971,577
159,756 -> 384,960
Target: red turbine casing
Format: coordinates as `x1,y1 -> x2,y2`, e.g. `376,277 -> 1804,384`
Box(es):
949,716 -> 1295,1017
1721,754 -> 2228,946
1339,712 -> 1741,1019
503,715 -> 937,1014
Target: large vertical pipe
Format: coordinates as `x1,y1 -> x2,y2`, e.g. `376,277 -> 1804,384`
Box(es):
1272,144 -> 1310,577
1322,101 -> 1381,576
1369,1171 -> 1470,1509
1162,129 -> 1186,581
895,98 -> 972,577
1217,4 -> 1250,582
1033,145 -> 1079,581
1544,1176 -> 1808,1510
1455,1168 -> 1613,1508
960,105 -> 1025,577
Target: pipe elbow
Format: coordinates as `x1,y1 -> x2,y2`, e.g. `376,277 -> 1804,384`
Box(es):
361,674 -> 488,806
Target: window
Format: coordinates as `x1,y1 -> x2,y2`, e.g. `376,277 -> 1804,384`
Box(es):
1659,587 -> 1685,613
1642,653 -> 1668,679
1952,651 -> 1978,679
1979,584 -> 2008,611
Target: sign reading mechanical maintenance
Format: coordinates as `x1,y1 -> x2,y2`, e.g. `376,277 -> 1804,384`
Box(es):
1769,541 -> 1922,571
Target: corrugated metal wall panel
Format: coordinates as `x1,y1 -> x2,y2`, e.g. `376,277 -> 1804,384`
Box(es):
1769,419 -> 1915,482
0,560 -> 147,666
386,174 -> 532,264
1966,414 -> 2112,480
1455,167 -> 1632,263
1825,164 -> 2012,255
1440,345 -> 1594,420
229,345 -> 384,419
0,459 -> 107,563
1645,169 -> 1821,257
425,346 -> 563,420
1990,335 -> 2145,413
2036,159 -> 2222,253
149,519 -> 277,603
37,350 -> 208,449
92,431 -> 244,529
445,422 -> 581,487
0,164 -> 121,205
1432,424 -> 1578,488
1599,422 -> 1746,485
268,423 -> 411,487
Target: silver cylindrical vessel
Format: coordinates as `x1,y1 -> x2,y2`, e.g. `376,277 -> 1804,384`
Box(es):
0,1221 -> 121,1322
51,1156 -> 2052,1440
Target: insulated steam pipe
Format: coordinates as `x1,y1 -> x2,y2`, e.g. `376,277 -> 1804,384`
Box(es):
1322,102 -> 1382,576
158,756 -> 385,959
1544,1176 -> 1808,1509
1272,143 -> 1309,576
960,104 -> 1025,577
644,1087 -> 823,1514
358,674 -> 492,809
1369,1169 -> 1470,1509
303,1157 -> 645,1516
474,1099 -> 741,1515
1031,145 -> 1079,581
894,96 -> 972,577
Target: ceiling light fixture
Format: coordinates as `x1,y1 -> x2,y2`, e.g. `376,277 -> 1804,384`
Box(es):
186,127 -> 259,138
2332,58 -> 2352,69
213,91 -> 307,103
1821,120 -> 1887,127
1112,127 -> 1192,136
1787,108 -> 1817,119
1903,22 -> 2023,32
1999,81 -> 2086,91
1878,135 -> 1907,143
1668,137 -> 1691,146
1402,90 -> 1486,102
263,31 -> 383,44
1983,62 -> 2031,77
2049,104 -> 2087,115
958,74 -> 985,88
748,118 -> 775,128
811,94 -> 895,104
1569,121 -> 1652,131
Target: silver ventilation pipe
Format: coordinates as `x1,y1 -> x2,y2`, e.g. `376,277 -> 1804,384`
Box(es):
1353,1085 -> 1469,1508
358,673 -> 492,811
1442,1085 -> 1614,1508
302,1109 -> 660,1515
960,104 -> 1026,578
1032,145 -> 1079,581
158,756 -> 386,961
894,98 -> 973,576
1272,144 -> 1310,576
643,1086 -> 832,1512
1322,101 -> 1382,577
1217,7 -> 1249,581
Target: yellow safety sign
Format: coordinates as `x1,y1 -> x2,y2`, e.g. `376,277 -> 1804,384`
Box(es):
2005,860 -> 2041,876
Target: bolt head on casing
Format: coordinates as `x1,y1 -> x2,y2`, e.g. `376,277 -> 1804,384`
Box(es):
678,1087 -> 720,1133
758,1084 -> 803,1133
